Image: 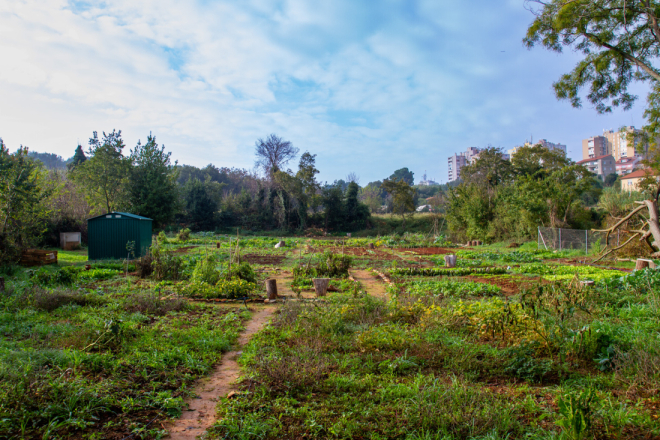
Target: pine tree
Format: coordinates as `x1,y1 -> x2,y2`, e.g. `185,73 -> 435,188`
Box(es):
68,144 -> 87,170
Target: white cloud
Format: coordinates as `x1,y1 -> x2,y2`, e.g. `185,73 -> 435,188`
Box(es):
0,0 -> 650,184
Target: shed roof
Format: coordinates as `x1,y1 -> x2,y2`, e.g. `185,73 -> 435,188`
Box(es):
88,212 -> 152,221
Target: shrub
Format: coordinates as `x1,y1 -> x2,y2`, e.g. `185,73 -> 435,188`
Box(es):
177,228 -> 191,242
191,256 -> 221,285
228,261 -> 257,284
151,243 -> 185,281
158,231 -> 169,244
178,278 -> 256,299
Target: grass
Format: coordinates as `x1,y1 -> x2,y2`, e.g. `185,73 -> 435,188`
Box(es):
3,233 -> 659,439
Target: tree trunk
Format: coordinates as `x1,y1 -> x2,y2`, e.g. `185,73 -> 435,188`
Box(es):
444,254 -> 457,268
265,279 -> 278,299
643,200 -> 660,253
0,277 -> 4,293
313,278 -> 330,297
368,243 -> 375,250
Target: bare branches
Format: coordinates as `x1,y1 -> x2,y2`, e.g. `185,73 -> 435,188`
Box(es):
593,232 -> 641,262
254,134 -> 299,177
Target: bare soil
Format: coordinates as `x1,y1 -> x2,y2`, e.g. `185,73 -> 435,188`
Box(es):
350,269 -> 389,299
243,253 -> 286,265
173,246 -> 197,254
165,306 -> 276,439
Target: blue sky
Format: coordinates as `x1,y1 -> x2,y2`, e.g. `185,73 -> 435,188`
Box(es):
0,0 -> 650,184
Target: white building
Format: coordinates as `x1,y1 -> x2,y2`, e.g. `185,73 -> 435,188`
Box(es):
448,147 -> 481,182
418,172 -> 439,186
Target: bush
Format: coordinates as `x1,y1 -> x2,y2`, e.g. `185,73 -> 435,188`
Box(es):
251,347 -> 330,393
228,261 -> 257,284
191,256 -> 221,285
158,231 -> 169,244
177,228 -> 191,242
178,278 -> 256,299
151,243 -> 185,281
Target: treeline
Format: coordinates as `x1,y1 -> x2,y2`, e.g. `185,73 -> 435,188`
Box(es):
0,132 -> 380,264
446,145 -> 603,242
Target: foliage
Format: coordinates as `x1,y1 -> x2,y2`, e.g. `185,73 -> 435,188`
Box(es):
228,261 -> 257,284
0,142 -> 52,265
389,267 -> 507,277
556,388 -> 597,440
71,130 -> 131,213
150,243 -> 185,281
178,278 -> 256,299
524,0 -> 660,114
191,255 -> 221,285
294,251 -> 352,279
389,167 -> 415,185
177,228 -> 191,242
404,279 -> 502,298
128,134 -> 179,228
381,178 -> 416,221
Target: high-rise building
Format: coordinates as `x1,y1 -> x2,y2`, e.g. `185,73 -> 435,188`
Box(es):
448,147 -> 482,182
533,139 -> 567,154
447,153 -> 467,182
582,135 -> 607,159
582,127 -> 647,161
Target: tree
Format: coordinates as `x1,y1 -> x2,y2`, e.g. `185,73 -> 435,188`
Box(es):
524,1 -> 660,257
322,185 -> 344,231
72,130 -> 130,213
604,172 -> 619,187
381,178 -> 416,224
184,179 -> 218,231
344,181 -> 370,230
511,144 -> 569,177
296,152 -> 321,213
68,144 -> 87,170
359,183 -> 384,213
524,0 -> 660,114
389,167 -> 414,185
254,134 -> 299,176
129,134 -> 179,228
0,141 -> 51,264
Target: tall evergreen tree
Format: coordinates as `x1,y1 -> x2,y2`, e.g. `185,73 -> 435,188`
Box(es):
68,144 -> 87,170
129,134 -> 179,228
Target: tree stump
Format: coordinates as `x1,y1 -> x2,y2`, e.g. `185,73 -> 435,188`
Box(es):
265,279 -> 278,300
368,243 -> 375,250
444,254 -> 457,268
313,278 -> 331,297
216,242 -> 220,248
635,259 -> 655,270
0,277 -> 4,293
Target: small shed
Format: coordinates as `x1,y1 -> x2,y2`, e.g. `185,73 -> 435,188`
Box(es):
60,232 -> 82,250
87,212 -> 152,260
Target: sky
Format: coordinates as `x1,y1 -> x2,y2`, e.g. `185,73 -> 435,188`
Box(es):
0,0 -> 651,184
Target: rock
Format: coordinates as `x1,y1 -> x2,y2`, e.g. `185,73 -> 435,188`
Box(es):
274,240 -> 286,248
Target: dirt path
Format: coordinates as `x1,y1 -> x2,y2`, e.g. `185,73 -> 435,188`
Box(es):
166,306 -> 277,439
350,269 -> 389,299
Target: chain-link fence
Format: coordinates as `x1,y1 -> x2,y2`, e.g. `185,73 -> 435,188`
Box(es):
537,227 -> 610,253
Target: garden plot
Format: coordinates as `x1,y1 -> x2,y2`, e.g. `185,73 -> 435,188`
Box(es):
2,233 -> 659,439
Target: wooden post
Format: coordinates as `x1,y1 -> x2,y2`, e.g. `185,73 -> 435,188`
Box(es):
368,243 -> 375,250
265,279 -> 278,299
313,278 -> 330,297
0,277 -> 4,293
216,242 -> 220,249
444,255 -> 457,268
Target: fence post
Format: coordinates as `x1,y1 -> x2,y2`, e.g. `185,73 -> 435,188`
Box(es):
585,230 -> 588,254
537,227 -> 540,250
559,228 -> 562,251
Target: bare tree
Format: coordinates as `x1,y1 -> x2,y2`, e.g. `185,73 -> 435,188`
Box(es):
254,134 -> 299,176
346,172 -> 360,185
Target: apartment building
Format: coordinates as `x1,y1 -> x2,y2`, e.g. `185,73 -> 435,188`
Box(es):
507,139 -> 566,159
576,154 -> 616,180
582,135 -> 608,159
615,156 -> 642,176
582,127 -> 647,161
447,153 -> 468,182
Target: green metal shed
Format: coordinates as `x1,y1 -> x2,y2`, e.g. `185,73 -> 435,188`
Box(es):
87,212 -> 152,260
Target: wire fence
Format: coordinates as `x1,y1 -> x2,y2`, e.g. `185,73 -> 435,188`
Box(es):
537,227 -> 611,253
